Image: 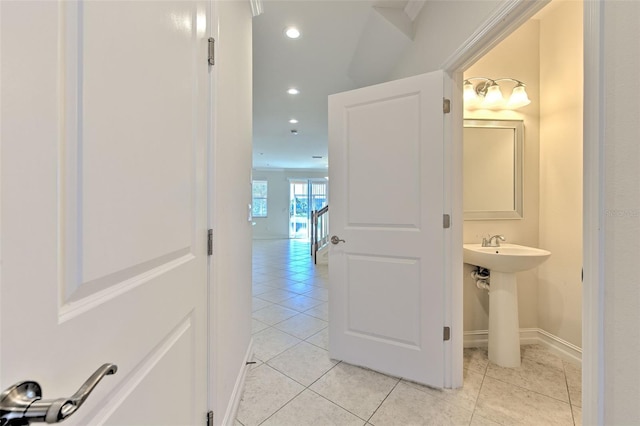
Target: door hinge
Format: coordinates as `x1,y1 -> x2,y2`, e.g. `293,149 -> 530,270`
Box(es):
443,98 -> 451,114
443,214 -> 451,229
206,410 -> 213,426
208,37 -> 215,66
207,229 -> 213,256
443,326 -> 451,341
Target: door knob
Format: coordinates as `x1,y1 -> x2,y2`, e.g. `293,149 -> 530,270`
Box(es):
331,235 -> 346,245
0,363 -> 117,425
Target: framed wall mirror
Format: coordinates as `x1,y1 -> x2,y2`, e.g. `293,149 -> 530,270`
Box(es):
463,119 -> 524,220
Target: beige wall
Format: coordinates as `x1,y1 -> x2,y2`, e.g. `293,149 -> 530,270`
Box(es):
538,1 -> 583,348
462,21 -> 541,332
211,2 -> 253,423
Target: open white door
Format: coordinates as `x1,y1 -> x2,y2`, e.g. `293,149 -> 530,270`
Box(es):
328,71 -> 445,387
1,1 -> 209,424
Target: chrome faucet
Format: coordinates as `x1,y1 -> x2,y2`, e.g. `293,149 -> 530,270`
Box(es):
482,234 -> 506,247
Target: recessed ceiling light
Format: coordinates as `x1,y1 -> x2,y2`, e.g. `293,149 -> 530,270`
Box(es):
287,88 -> 300,95
284,27 -> 301,39
289,119 -> 298,124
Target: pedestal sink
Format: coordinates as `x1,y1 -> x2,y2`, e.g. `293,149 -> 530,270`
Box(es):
463,243 -> 551,367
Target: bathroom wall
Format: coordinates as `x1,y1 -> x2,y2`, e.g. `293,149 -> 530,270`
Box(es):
538,1 -> 583,348
252,168 -> 327,239
462,21 -> 541,333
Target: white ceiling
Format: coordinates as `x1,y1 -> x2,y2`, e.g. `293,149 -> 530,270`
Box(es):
252,0 -> 424,170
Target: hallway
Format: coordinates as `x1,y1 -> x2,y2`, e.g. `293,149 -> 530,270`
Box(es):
236,239 -> 581,425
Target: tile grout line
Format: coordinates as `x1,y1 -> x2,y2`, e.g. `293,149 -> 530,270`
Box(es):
252,244 -> 576,425
562,360 -> 578,426
253,317 -> 328,341
484,374 -> 574,406
468,363 -> 490,426
252,325 -> 330,367
365,378 -> 401,425
254,376 -> 306,426
249,241 -> 377,425
253,324 -> 343,423
250,244 -> 328,423
302,362 -> 384,424
252,278 -> 363,420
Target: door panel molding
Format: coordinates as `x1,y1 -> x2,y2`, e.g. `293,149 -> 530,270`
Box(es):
345,93 -> 421,229
59,1 -> 200,312
78,315 -> 195,424
59,252 -> 195,323
346,254 -> 421,347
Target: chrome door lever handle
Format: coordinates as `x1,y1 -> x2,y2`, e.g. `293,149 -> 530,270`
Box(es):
331,235 -> 346,245
0,363 -> 117,425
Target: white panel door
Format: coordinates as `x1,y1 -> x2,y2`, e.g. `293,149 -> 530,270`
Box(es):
328,71 -> 445,387
1,1 -> 210,424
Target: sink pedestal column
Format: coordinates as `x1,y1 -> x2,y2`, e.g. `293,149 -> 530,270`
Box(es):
488,271 -> 521,367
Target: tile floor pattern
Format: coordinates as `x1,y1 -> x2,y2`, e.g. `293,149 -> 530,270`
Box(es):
237,239 -> 582,426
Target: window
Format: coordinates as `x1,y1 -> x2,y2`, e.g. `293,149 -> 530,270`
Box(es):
288,179 -> 328,239
252,180 -> 268,217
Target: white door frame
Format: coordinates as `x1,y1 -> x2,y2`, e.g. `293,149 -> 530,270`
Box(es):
441,0 -> 603,423
207,0 -> 217,418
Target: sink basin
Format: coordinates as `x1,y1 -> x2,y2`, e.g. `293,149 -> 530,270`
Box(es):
463,243 -> 551,273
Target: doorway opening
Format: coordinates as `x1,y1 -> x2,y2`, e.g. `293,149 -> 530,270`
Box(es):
458,2 -> 583,419
461,0 -> 583,357
447,0 -> 601,420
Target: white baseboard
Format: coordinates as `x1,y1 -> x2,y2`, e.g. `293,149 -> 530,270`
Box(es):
316,245 -> 329,265
220,338 -> 254,426
464,328 -> 582,365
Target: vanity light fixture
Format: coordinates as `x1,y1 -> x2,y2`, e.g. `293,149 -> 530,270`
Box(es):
463,77 -> 531,110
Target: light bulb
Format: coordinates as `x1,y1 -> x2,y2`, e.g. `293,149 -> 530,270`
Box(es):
285,27 -> 300,39
482,84 -> 504,109
463,81 -> 480,109
507,84 -> 531,109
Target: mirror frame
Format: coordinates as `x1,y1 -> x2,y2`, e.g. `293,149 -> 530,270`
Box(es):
463,119 -> 524,220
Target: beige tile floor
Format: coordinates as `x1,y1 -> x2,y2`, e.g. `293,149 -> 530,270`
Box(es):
237,239 -> 582,426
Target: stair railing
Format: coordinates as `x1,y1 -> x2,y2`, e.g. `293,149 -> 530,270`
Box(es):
310,205 -> 329,264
